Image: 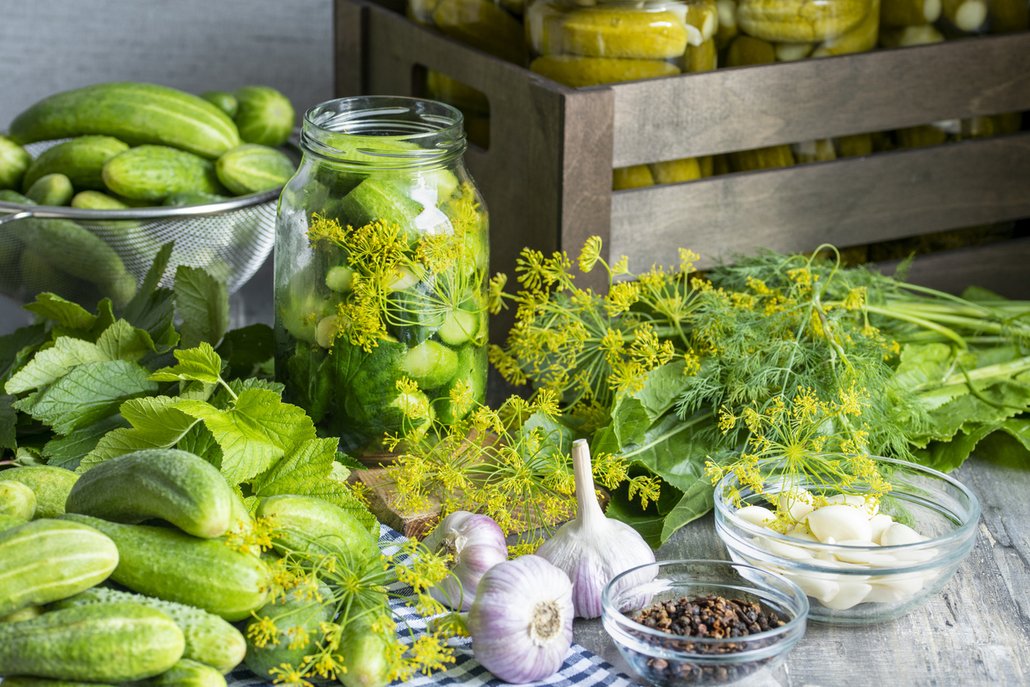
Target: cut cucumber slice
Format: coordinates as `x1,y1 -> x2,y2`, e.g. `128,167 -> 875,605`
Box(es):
325,265 -> 354,293
437,308 -> 479,346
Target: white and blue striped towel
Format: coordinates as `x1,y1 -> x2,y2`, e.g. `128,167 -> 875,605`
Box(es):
228,525 -> 635,687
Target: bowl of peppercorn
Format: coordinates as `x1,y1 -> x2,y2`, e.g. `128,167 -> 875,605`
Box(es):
601,559 -> 809,687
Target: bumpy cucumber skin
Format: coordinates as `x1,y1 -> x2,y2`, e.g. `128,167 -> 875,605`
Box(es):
232,86 -> 295,148
140,658 -> 228,687
0,602 -> 185,681
201,91 -> 239,119
338,619 -> 392,687
23,136 -> 129,191
0,604 -> 43,623
25,173 -> 74,206
56,587 -> 246,674
71,190 -> 131,210
0,479 -> 37,520
0,465 -> 79,518
243,585 -> 333,680
0,519 -> 119,617
67,448 -> 233,539
215,144 -> 295,195
60,514 -> 270,622
0,680 -> 115,687
255,494 -> 379,561
0,135 -> 32,190
10,82 -> 240,159
102,145 -> 224,202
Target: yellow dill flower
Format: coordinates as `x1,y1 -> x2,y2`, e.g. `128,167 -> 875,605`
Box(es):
410,634 -> 457,675
717,406 -> 737,433
683,349 -> 701,376
532,388 -> 561,417
605,281 -> 641,315
843,286 -> 867,311
579,235 -> 603,273
627,475 -> 661,509
679,248 -> 701,274
487,273 -> 508,314
246,615 -> 279,649
287,625 -> 312,651
269,664 -> 313,687
515,248 -> 547,292
306,213 -> 348,249
746,276 -> 772,296
609,255 -> 631,276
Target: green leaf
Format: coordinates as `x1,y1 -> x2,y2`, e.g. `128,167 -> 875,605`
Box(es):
24,294 -> 96,330
96,319 -> 157,362
177,423 -> 223,468
172,389 -> 316,485
892,344 -> 967,411
130,242 -> 174,311
916,380 -> 1030,447
0,323 -> 47,384
121,245 -> 178,351
43,415 -> 127,469
635,360 -> 688,420
254,437 -> 378,535
174,265 -> 229,348
81,396 -> 199,469
913,423 -> 996,473
218,324 -> 275,380
977,419 -> 1030,469
5,338 -> 108,395
0,394 -> 17,452
150,343 -> 224,385
20,360 -> 157,435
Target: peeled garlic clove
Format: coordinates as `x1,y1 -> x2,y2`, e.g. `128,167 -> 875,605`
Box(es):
786,526 -> 818,543
736,505 -> 776,528
869,513 -> 894,544
807,505 -> 873,543
776,489 -> 815,522
791,572 -> 840,604
832,539 -> 898,567
880,523 -> 924,547
824,493 -> 879,517
865,572 -> 926,603
821,581 -> 872,610
758,535 -> 815,561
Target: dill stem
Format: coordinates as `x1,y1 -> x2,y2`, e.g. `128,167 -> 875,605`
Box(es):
915,355 -> 1030,393
860,304 -> 967,349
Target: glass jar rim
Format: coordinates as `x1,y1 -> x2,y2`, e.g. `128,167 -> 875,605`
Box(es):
301,96 -> 466,169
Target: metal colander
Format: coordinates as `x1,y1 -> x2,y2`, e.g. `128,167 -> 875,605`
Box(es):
0,140 -> 293,307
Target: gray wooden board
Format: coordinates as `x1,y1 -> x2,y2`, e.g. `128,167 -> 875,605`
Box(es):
574,459 -> 1030,687
608,33 -> 1030,166
0,0 -> 335,127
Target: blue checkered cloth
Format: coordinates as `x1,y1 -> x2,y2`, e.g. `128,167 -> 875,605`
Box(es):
228,525 -> 635,687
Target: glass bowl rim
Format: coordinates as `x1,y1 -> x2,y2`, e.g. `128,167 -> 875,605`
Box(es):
601,558 -> 810,655
713,455 -> 981,556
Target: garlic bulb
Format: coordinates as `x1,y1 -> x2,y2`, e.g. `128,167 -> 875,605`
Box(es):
468,554 -> 574,684
537,438 -> 656,619
422,511 -> 508,611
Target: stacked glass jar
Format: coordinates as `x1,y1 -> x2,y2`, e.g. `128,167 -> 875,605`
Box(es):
275,97 -> 489,453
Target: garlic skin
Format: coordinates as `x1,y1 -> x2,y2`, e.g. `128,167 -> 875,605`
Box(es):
468,554 -> 574,684
537,439 -> 656,619
422,510 -> 508,611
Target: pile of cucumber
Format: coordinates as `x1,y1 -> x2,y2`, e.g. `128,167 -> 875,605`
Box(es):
0,449 -> 381,686
0,82 -> 296,209
0,82 -> 296,308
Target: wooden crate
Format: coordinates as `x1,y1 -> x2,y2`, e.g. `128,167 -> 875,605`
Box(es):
334,0 -> 1030,299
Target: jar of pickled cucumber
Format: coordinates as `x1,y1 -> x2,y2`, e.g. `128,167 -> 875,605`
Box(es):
275,97 -> 489,454
409,0 -> 527,63
527,0 -> 720,86
722,0 -> 880,63
879,0 -> 1026,43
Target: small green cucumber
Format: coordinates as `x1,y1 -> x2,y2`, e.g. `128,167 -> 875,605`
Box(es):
0,519 -> 119,616
0,680 -> 115,687
19,248 -> 100,304
1,465 -> 79,518
0,135 -> 31,190
255,494 -> 379,562
0,478 -> 37,520
201,91 -> 239,119
103,145 -> 224,202
400,340 -> 459,389
163,191 -> 228,207
10,82 -> 240,158
0,604 -> 42,623
140,658 -> 227,687
0,189 -> 32,204
214,144 -> 294,195
56,587 -> 246,674
232,86 -> 295,147
71,190 -> 130,210
243,584 -> 333,681
0,602 -> 185,681
67,448 -> 233,538
0,513 -> 29,531
436,308 -> 479,346
60,514 -> 270,621
339,177 -> 424,235
23,136 -> 129,191
25,173 -> 74,206
338,617 -> 392,687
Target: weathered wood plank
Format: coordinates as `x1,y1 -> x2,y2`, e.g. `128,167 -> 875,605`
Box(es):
610,134 -> 1030,270
610,33 -> 1030,166
574,460 -> 1030,686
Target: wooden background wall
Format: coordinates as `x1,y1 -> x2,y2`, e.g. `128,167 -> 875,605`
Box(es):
0,0 -> 338,332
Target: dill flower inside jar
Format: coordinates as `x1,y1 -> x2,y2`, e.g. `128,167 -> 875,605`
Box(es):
275,96 -> 489,454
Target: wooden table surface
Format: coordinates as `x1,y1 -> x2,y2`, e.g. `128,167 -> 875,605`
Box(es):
574,459 -> 1030,687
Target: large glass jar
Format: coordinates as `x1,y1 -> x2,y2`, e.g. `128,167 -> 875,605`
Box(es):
275,97 -> 489,454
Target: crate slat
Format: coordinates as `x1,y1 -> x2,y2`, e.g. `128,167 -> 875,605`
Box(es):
610,34 -> 1030,166
610,133 -> 1030,268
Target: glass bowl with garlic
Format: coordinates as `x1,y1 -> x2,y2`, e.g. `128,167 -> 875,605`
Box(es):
713,456 -> 980,624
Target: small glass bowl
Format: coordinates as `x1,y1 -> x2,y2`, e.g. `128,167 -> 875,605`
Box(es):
601,560 -> 808,686
714,457 -> 980,624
